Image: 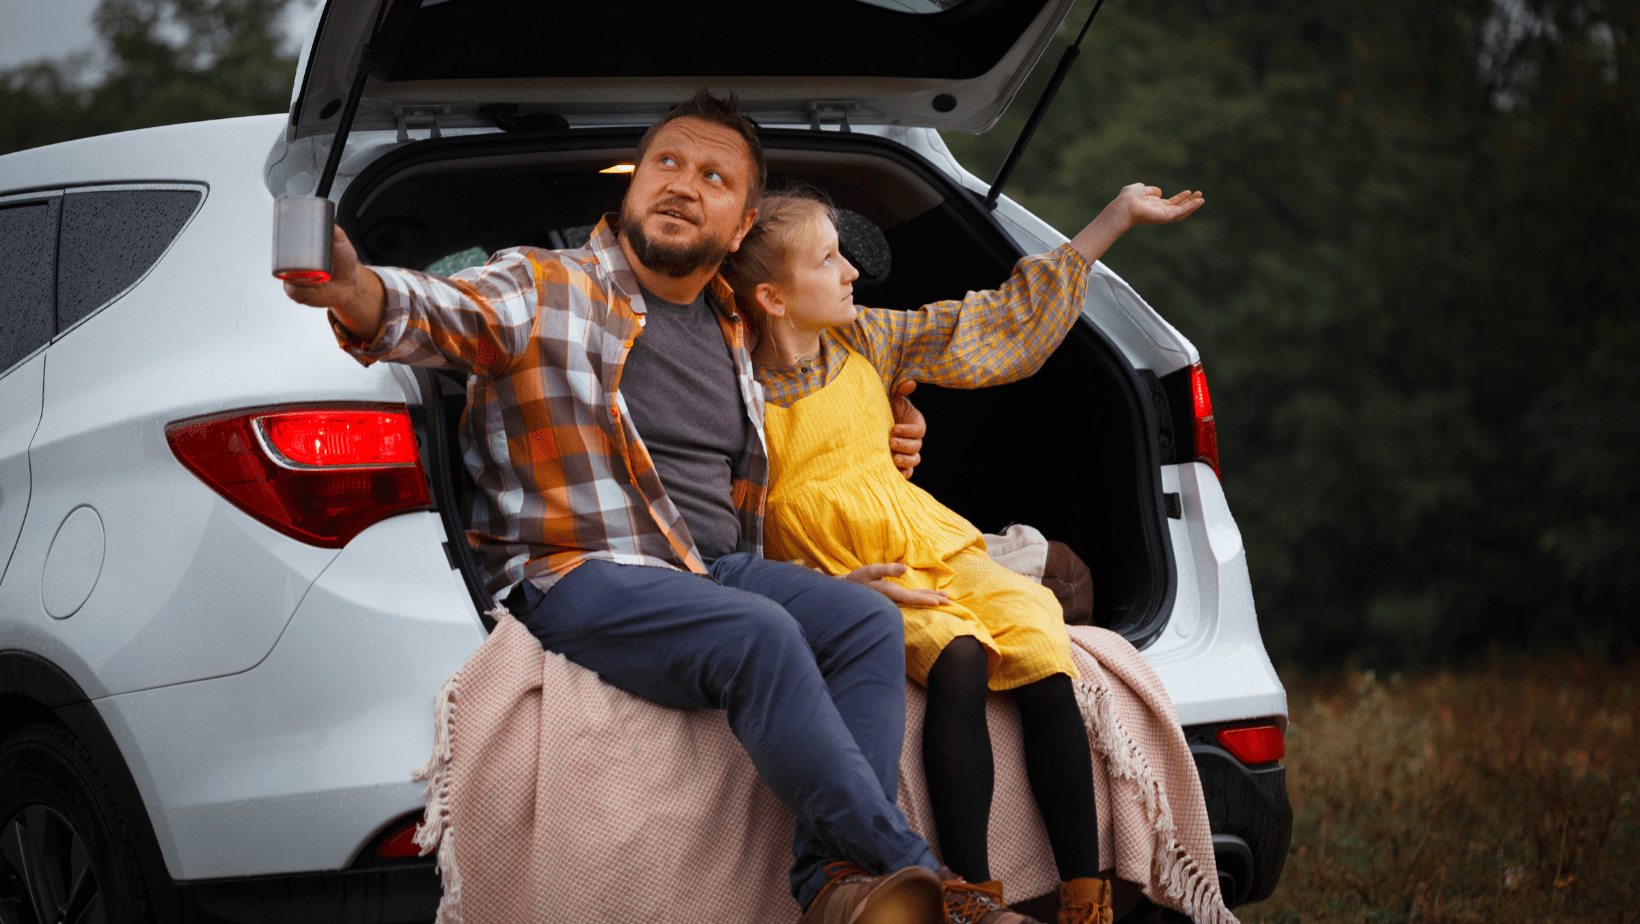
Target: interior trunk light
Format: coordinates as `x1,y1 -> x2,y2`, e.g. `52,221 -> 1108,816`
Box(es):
167,404 -> 431,548
375,820 -> 426,859
1190,362 -> 1220,478
1216,724 -> 1284,765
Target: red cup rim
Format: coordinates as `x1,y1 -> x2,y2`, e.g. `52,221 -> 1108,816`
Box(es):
275,269 -> 332,283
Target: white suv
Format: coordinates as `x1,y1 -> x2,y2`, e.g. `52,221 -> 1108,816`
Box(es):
0,1 -> 1290,922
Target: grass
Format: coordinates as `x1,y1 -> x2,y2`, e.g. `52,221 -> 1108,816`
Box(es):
1238,655 -> 1639,923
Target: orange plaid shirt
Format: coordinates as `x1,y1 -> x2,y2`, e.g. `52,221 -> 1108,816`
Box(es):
333,216 -> 766,596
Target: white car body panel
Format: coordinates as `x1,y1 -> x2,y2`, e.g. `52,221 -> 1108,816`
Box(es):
94,512 -> 483,878
0,354 -> 45,587
1147,463 -> 1286,726
0,116 -> 412,698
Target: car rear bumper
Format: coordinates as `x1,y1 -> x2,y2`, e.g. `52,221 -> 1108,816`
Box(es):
175,863 -> 441,924
1185,728 -> 1293,907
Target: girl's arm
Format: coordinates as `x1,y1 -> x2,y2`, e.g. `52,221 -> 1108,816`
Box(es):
843,184 -> 1203,394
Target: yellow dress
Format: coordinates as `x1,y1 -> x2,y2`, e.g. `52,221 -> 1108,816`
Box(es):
762,350 -> 1077,689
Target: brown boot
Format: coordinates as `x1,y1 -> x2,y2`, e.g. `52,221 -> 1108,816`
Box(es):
937,868 -> 1046,924
799,862 -> 944,924
1057,878 -> 1113,924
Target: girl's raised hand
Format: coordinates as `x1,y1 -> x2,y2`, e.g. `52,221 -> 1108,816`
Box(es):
1117,183 -> 1205,226
1069,183 -> 1204,265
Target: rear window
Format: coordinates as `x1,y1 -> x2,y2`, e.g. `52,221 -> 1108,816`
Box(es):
0,200 -> 58,373
387,0 -> 1050,82
57,188 -> 202,331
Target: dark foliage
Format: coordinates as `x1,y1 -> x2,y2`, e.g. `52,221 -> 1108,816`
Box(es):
947,0 -> 1639,668
0,0 -> 299,156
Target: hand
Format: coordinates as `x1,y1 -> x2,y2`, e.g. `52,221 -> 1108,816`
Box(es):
1069,183 -> 1204,266
281,223 -> 386,339
889,379 -> 925,480
842,563 -> 951,607
1112,183 -> 1204,227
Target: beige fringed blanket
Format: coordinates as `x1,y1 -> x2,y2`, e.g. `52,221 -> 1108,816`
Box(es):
414,610 -> 1237,924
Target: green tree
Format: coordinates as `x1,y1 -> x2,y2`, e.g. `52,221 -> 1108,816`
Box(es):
0,0 -> 301,156
948,0 -> 1639,666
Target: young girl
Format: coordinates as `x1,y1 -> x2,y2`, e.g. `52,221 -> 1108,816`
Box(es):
722,183 -> 1203,924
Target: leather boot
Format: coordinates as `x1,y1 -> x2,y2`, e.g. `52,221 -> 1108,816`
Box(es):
1057,877 -> 1113,924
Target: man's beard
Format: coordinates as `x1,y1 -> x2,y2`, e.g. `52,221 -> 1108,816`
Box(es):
620,200 -> 733,279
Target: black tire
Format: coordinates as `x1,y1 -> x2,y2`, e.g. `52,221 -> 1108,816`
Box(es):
0,723 -> 151,924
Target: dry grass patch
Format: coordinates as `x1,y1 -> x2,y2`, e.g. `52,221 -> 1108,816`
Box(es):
1239,655 -> 1639,923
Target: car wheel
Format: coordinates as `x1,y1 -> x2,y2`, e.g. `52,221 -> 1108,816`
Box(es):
0,723 -> 151,924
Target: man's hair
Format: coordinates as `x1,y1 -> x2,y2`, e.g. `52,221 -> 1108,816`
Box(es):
634,88 -> 766,213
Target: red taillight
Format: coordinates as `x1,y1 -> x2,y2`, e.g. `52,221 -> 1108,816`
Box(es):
259,410 -> 419,468
167,404 -> 431,548
1190,362 -> 1220,478
374,820 -> 426,859
1217,724 -> 1284,765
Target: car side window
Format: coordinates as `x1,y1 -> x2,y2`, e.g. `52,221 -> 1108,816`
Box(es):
0,199 -> 59,374
56,188 -> 202,331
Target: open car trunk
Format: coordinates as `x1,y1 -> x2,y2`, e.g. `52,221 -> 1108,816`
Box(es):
289,0 -> 1076,141
338,128 -> 1177,648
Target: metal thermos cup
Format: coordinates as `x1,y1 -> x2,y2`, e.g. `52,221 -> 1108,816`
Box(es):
272,196 -> 335,282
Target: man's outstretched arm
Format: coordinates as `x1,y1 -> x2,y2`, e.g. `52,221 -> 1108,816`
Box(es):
282,224 -> 387,342
281,224 -> 540,378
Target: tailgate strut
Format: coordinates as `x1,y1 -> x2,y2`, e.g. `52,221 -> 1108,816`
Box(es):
983,0 -> 1108,211
315,0 -> 416,198
315,37 -> 374,200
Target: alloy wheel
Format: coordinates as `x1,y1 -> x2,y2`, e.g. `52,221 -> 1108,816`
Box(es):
0,805 -> 107,924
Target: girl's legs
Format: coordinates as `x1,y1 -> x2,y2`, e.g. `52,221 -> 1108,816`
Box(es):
922,636 -> 995,882
1011,672 -> 1101,882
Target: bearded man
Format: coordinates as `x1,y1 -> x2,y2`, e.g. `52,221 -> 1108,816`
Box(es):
283,89 -> 948,924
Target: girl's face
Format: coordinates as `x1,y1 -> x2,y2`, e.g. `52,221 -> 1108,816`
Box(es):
772,216 -> 860,334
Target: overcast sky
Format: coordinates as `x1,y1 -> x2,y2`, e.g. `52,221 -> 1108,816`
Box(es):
0,0 -> 102,71
0,0 -> 318,73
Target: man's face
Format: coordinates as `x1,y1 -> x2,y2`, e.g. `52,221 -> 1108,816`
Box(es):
620,117 -> 757,279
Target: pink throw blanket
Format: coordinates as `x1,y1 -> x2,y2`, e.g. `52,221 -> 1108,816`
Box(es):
415,610 -> 1237,924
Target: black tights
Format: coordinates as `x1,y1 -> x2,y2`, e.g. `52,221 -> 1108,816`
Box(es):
921,637 -> 1100,884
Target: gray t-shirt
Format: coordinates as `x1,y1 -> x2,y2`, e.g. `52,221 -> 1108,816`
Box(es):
619,286 -> 745,562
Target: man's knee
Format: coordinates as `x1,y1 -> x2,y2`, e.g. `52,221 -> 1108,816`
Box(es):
723,598 -> 811,661
811,582 -> 904,673
838,582 -> 905,648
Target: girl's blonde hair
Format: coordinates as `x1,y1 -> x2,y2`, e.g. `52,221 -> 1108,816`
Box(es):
720,189 -> 837,326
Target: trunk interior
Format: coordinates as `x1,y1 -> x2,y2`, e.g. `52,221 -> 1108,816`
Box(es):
339,128 -> 1175,646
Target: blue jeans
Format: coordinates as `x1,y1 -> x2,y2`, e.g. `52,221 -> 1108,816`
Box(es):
516,553 -> 939,908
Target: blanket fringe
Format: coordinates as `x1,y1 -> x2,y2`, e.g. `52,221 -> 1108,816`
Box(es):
411,669 -> 459,850
412,665 -> 464,924
410,603 -> 508,924
432,824 -> 463,924
1074,678 -> 1238,924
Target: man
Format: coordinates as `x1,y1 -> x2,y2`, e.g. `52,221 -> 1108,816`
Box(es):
284,89 -> 947,924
